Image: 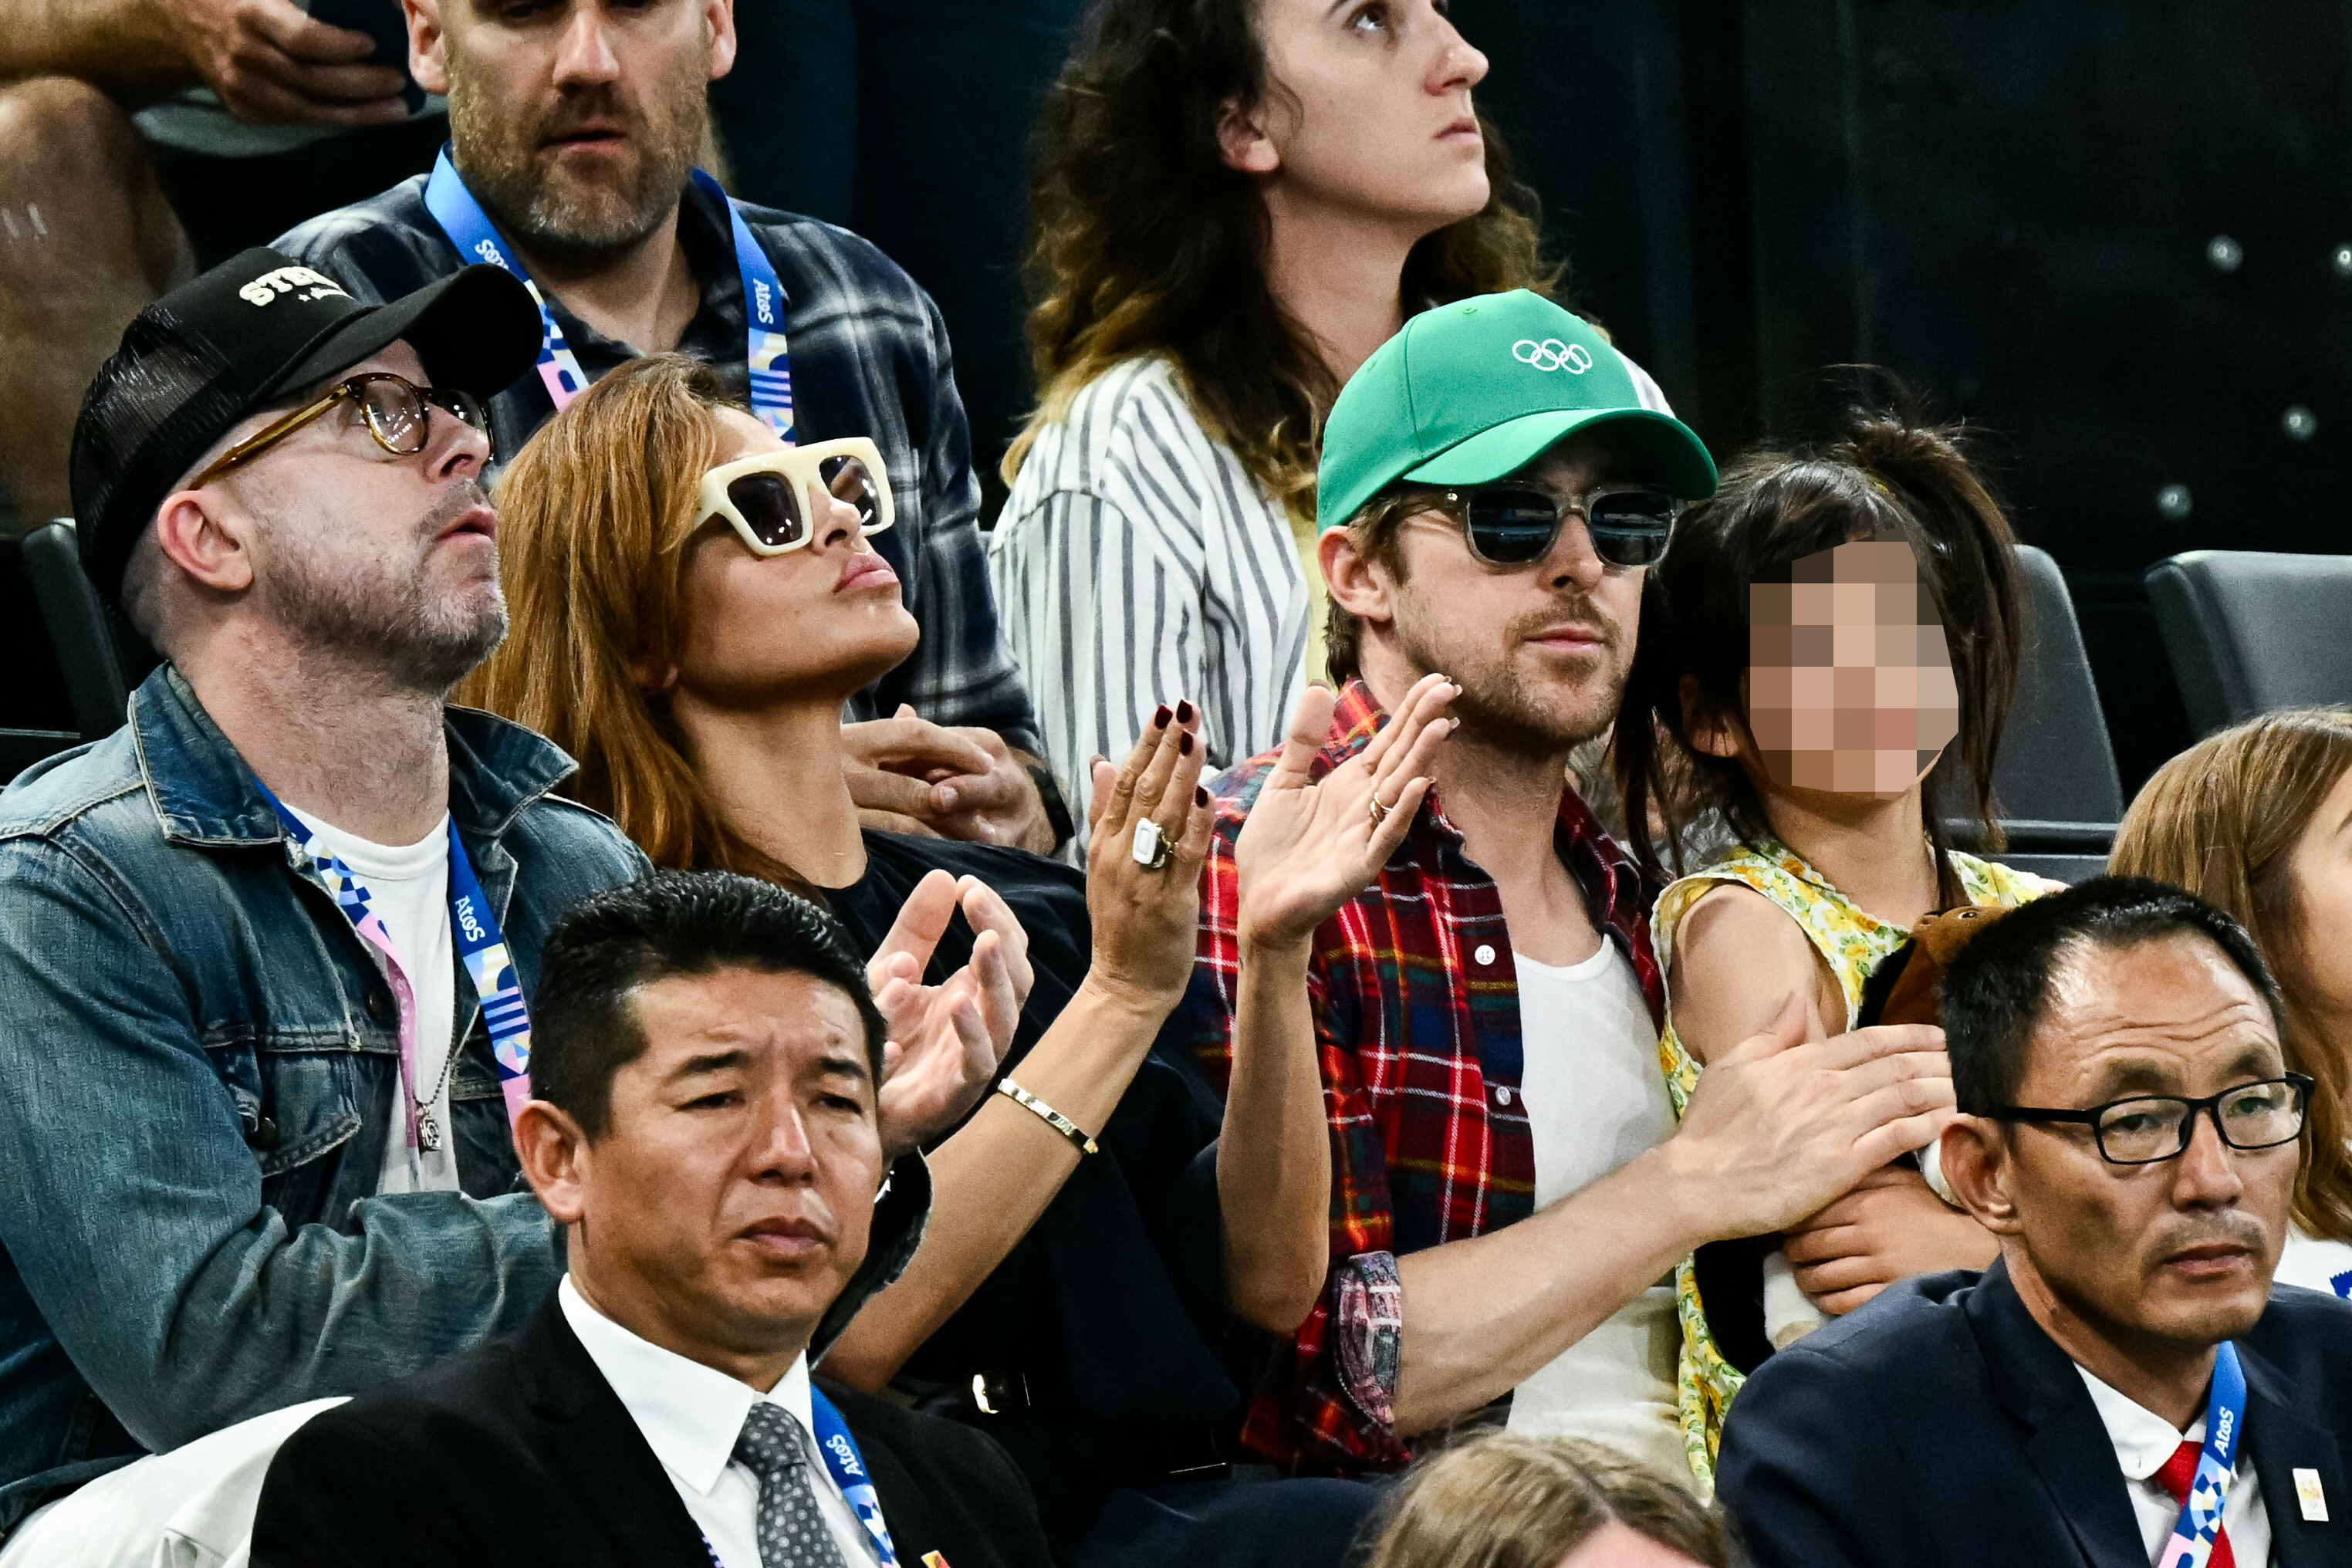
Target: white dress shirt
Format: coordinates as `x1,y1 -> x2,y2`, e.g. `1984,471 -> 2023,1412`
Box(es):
558,1277 -> 879,1566
2077,1364 -> 2273,1566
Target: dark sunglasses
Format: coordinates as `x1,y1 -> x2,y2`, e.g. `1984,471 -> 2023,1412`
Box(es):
1428,483 -> 1686,569
190,373 -> 492,489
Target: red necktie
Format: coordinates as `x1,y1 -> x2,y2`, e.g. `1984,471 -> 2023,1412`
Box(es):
2154,1438 -> 2236,1568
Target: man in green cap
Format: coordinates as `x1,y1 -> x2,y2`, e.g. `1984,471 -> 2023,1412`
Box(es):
1178,290 -> 1958,1486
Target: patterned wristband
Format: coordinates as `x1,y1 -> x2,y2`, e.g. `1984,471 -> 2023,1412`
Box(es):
995,1079 -> 1098,1155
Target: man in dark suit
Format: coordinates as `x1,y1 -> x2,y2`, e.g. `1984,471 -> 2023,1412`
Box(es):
1718,877 -> 2352,1568
252,871 -> 1053,1568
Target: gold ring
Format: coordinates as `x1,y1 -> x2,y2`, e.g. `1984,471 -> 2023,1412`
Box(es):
1130,817 -> 1173,870
1367,795 -> 1394,828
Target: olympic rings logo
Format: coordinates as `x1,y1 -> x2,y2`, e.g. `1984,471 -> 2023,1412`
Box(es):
1512,338 -> 1593,373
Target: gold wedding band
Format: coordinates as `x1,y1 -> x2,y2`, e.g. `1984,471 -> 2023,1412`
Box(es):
1367,795 -> 1394,828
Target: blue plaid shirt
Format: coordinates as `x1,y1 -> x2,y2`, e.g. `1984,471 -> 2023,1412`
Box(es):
274,176 -> 1042,752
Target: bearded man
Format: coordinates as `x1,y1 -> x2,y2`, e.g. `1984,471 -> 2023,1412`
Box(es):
275,0 -> 1064,856
1181,291 -> 1963,1485
0,250 -> 1012,1560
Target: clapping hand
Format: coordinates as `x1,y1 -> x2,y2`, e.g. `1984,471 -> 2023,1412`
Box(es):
1233,674 -> 1457,950
1080,701 -> 1215,1007
867,870 -> 1034,1156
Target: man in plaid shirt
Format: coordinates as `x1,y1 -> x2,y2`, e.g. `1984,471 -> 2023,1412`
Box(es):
1181,291 -> 1960,1480
272,0 -> 1066,853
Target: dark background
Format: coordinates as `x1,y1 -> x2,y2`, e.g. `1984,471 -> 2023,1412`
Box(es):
717,1 -> 2352,794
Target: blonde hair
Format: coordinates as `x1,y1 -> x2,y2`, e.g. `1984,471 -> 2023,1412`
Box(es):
2110,708 -> 2352,1243
1361,1435 -> 1729,1568
457,354 -> 801,887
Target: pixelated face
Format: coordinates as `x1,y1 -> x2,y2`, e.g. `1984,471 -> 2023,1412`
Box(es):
1745,537 -> 1959,798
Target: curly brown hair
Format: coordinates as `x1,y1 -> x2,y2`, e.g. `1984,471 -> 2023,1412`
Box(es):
1004,0 -> 1561,517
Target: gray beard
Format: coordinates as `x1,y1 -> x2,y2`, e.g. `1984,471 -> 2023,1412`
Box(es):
255,486 -> 509,696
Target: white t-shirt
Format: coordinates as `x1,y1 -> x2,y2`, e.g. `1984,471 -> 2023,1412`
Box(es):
2077,1364 -> 2273,1566
287,806 -> 459,1195
1502,939 -> 1686,1481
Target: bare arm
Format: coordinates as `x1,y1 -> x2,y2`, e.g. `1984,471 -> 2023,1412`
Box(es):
1390,997 -> 1955,1434
1668,882 -> 1840,1063
822,707 -> 1211,1387
1217,677 -> 1456,1333
0,0 -> 405,124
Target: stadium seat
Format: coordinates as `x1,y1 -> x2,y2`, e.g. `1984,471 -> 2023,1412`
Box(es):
2144,550 -> 2352,736
0,523 -> 94,778
22,520 -> 130,743
1941,546 -> 2121,884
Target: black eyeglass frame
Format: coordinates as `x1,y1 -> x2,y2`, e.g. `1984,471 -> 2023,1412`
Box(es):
1423,482 -> 1689,571
1989,1073 -> 2315,1167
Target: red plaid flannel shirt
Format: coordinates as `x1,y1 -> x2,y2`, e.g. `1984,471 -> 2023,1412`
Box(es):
1179,680 -> 1664,1474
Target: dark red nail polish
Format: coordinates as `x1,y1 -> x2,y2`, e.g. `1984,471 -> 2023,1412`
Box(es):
1154,704 -> 1172,728
1179,732 -> 1195,756
1177,699 -> 1195,725
1195,786 -> 1208,807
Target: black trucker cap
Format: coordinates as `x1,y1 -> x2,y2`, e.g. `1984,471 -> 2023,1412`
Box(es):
69,248 -> 542,610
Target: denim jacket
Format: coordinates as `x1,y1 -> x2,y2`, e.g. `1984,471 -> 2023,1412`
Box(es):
0,667 -> 647,1533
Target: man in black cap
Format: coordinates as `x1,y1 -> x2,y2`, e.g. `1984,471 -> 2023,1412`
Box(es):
0,248 -> 1005,1555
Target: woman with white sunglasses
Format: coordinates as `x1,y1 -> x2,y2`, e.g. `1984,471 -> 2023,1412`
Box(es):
466,353 -> 1448,1563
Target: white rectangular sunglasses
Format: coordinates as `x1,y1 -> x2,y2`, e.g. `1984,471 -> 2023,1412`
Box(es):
697,436 -> 894,555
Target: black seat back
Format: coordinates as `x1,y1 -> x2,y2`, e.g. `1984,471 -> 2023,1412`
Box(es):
21,521 -> 130,742
2144,550 -> 2352,736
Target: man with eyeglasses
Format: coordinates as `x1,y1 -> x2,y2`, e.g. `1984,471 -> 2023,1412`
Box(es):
0,250 -> 1009,1560
1717,877 -> 2352,1567
1176,289 -> 1963,1485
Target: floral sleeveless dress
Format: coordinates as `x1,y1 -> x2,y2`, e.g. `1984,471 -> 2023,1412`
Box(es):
1649,835 -> 2053,1494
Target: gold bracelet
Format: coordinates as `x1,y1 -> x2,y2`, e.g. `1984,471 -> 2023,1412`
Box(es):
995,1079 -> 1098,1156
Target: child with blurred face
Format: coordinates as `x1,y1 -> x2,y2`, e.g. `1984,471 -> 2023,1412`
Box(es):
1611,404 -> 2052,1469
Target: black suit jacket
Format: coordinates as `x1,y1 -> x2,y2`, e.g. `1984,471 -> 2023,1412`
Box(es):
249,1289 -> 1053,1568
1716,1260 -> 2352,1568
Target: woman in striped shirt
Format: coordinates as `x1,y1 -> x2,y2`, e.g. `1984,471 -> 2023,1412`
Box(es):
989,0 -> 1566,849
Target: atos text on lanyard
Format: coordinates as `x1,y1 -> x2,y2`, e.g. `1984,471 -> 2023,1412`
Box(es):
2160,1340 -> 2249,1568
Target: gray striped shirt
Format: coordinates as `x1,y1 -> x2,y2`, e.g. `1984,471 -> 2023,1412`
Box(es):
990,358 -> 1310,856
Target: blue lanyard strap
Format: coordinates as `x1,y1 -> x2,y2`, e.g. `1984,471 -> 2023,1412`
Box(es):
256,778 -> 535,1127
423,147 -> 796,441
811,1387 -> 900,1566
2158,1340 -> 2248,1568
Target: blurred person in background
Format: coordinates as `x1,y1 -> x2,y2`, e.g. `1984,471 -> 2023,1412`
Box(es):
1360,1434 -> 1732,1568
1612,407 -> 2050,1480
2110,707 -> 2352,1298
279,0 -> 1066,857
991,0 -> 1668,851
468,352 -> 1449,1565
0,0 -> 441,526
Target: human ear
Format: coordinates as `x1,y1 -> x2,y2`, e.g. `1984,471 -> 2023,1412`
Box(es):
512,1100 -> 592,1225
153,492 -> 257,595
705,0 -> 738,79
404,0 -> 450,96
1939,1117 -> 2023,1238
1320,527 -> 1393,629
1215,96 -> 1279,175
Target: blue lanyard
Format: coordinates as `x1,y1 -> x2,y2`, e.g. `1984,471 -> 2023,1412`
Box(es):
699,1390 -> 901,1568
2157,1340 -> 2248,1568
421,147 -> 797,441
258,781 -> 535,1132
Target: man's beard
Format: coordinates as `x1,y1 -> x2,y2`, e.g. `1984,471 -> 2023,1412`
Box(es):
1397,593 -> 1629,758
254,484 -> 509,695
444,63 -> 707,264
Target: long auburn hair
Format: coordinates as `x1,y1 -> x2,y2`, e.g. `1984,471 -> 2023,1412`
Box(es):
2110,708 -> 2352,1244
1614,404 -> 2026,907
1004,0 -> 1560,515
457,355 -> 803,887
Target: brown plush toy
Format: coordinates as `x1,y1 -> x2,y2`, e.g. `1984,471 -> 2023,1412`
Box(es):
1856,903 -> 2014,1029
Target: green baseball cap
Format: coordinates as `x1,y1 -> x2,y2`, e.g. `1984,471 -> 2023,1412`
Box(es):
1316,289 -> 1718,532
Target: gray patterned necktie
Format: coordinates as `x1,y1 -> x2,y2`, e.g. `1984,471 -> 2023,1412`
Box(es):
732,1402 -> 853,1568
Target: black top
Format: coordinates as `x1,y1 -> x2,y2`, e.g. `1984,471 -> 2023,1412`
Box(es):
1715,1259 -> 2352,1568
250,1286 -> 1053,1568
827,831 -> 1245,1553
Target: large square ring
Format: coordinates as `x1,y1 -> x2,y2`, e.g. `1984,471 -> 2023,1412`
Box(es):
1130,817 -> 1171,870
